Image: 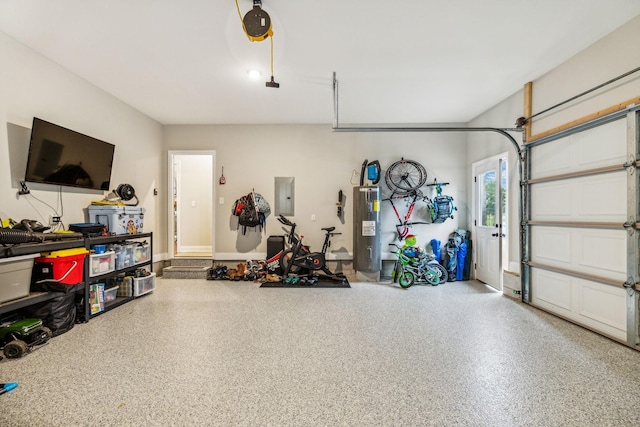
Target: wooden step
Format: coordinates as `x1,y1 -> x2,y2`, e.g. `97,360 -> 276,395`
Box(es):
162,265 -> 209,279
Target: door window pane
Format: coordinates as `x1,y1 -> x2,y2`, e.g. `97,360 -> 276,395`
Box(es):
480,170 -> 496,226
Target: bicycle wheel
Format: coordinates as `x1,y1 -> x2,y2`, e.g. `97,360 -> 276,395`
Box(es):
424,269 -> 440,286
385,159 -> 427,194
429,262 -> 448,284
398,270 -> 415,288
279,249 -> 302,274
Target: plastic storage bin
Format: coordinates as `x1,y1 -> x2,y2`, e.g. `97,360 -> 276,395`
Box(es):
133,272 -> 156,297
103,286 -> 118,303
34,248 -> 89,285
87,205 -> 145,235
0,254 -> 37,304
89,251 -> 115,277
133,244 -> 150,264
124,244 -> 135,267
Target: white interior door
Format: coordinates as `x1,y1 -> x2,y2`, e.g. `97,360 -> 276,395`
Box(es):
473,156 -> 505,290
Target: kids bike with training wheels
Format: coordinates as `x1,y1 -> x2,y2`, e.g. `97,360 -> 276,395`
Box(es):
389,243 -> 448,288
278,218 -> 346,283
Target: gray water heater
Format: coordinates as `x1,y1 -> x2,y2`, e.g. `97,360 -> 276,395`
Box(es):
353,186 -> 381,272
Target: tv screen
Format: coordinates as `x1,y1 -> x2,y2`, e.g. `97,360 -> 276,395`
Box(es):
25,118 -> 115,191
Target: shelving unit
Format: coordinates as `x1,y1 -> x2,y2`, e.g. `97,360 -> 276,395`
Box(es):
0,239 -> 83,317
0,232 -> 153,322
80,232 -> 153,322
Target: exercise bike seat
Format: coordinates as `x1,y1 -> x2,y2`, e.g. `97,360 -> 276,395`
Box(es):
322,226 -> 336,233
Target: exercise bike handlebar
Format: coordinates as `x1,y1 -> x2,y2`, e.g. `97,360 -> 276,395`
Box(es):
277,215 -> 294,226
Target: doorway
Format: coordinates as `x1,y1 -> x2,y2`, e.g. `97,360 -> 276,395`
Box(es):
168,151 -> 216,258
472,153 -> 508,291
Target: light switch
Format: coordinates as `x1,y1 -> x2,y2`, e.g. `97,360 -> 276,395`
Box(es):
219,197 -> 224,205
191,200 -> 196,207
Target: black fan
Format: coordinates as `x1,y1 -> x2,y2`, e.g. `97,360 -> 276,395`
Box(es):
114,184 -> 139,206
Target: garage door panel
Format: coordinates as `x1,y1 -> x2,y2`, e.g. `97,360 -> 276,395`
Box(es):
578,280 -> 627,332
531,227 -> 627,282
531,228 -> 571,264
574,119 -> 627,167
531,269 -> 572,312
530,119 -> 627,179
531,182 -> 572,218
578,175 -> 627,218
531,269 -> 627,341
578,233 -> 626,275
530,143 -> 572,177
531,171 -> 627,222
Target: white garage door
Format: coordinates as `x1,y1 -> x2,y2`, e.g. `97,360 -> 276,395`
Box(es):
523,111 -> 639,346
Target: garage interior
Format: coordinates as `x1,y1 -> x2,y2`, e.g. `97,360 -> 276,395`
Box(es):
2,1 -> 640,425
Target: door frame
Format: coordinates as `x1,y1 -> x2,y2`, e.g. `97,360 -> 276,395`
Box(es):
167,150 -> 216,259
472,152 -> 508,291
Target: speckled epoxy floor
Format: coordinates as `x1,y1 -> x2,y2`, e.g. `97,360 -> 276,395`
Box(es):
2,278 -> 640,426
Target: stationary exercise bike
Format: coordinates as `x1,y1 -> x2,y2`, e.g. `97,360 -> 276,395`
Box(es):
278,218 -> 345,281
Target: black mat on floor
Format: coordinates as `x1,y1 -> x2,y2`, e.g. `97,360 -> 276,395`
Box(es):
260,276 -> 350,288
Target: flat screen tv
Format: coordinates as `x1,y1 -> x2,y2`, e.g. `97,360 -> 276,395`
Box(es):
24,117 -> 115,191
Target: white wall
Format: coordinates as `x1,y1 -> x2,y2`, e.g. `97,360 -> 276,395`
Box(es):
0,31 -> 165,255
163,125 -> 468,259
531,15 -> 640,135
466,14 -> 640,275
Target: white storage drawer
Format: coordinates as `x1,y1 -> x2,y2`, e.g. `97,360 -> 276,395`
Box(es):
89,251 -> 115,277
133,272 -> 155,297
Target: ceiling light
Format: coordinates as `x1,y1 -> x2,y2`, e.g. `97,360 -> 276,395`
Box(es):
247,69 -> 262,79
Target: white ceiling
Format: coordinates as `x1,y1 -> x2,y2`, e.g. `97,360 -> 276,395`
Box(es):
2,0 -> 640,125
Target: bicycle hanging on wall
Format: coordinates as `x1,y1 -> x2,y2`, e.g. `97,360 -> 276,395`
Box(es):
383,158 -> 430,239
383,159 -> 458,238
383,188 -> 431,240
